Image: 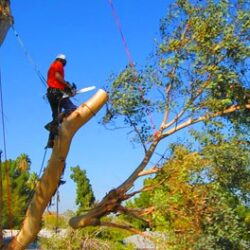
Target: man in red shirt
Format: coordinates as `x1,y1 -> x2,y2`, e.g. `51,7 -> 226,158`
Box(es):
45,54 -> 77,148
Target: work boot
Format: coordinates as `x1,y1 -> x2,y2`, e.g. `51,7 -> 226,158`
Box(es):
45,139 -> 54,149
44,122 -> 58,135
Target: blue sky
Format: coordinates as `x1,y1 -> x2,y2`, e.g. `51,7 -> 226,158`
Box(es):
0,0 -> 172,212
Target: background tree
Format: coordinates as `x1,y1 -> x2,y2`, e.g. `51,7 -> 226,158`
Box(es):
2,154 -> 35,228
126,131 -> 250,249
69,0 -> 250,233
70,166 -> 95,214
42,212 -> 67,230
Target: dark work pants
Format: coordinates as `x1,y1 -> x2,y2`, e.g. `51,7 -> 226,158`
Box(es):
47,88 -> 77,141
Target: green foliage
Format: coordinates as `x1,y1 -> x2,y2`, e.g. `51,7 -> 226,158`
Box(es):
103,66 -> 154,143
42,212 -> 67,230
161,0 -> 249,122
125,140 -> 250,249
104,0 -> 250,142
70,166 -> 95,214
1,154 -> 36,228
191,127 -> 250,201
40,227 -> 133,250
101,1 -> 250,244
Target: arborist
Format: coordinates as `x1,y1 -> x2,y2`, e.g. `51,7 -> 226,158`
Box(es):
45,54 -> 77,148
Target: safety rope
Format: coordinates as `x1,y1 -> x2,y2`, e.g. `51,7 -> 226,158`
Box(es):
11,25 -> 47,87
11,25 -> 51,194
0,66 -> 13,230
108,0 -> 134,67
107,0 -> 158,136
38,148 -> 48,178
22,148 -> 48,215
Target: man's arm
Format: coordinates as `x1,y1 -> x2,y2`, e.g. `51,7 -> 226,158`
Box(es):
55,72 -> 71,88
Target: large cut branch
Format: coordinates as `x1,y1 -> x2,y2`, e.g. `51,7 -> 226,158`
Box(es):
69,103 -> 250,231
4,90 -> 108,250
69,138 -> 160,229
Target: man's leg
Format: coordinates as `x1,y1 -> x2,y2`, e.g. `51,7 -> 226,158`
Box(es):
45,90 -> 62,132
60,98 -> 77,116
45,90 -> 63,148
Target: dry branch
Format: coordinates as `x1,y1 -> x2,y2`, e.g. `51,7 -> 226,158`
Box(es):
138,166 -> 160,176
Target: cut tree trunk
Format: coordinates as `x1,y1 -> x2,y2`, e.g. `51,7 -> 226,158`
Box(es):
3,89 -> 108,250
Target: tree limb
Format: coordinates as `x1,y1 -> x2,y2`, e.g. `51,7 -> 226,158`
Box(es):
163,78 -> 211,130
160,83 -> 172,130
161,104 -> 250,139
127,115 -> 147,153
4,90 -> 108,250
117,205 -> 151,225
138,166 -> 160,176
69,104 -> 250,231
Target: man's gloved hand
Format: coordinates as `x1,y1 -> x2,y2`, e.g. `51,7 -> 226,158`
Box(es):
64,83 -> 76,97
71,82 -> 77,90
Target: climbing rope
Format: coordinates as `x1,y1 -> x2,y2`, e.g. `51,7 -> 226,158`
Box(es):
11,25 -> 51,176
0,65 -> 13,230
38,148 -> 48,178
1,34 -> 46,228
11,25 -> 47,87
108,0 -> 135,67
107,0 -> 158,136
0,68 -> 7,160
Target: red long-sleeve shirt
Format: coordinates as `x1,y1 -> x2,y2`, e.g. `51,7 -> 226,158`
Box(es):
47,60 -> 65,90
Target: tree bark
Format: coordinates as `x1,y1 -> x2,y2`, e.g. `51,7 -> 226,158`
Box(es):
69,138 -> 160,229
3,89 -> 108,250
0,151 -> 3,249
0,0 -> 13,46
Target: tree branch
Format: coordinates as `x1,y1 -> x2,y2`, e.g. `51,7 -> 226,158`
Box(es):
138,166 -> 160,177
69,104 -> 250,231
5,90 -> 108,250
125,176 -> 168,200
117,205 -> 151,225
160,83 -> 172,129
161,104 -> 250,139
69,139 -> 160,229
127,115 -> 147,153
163,78 -> 211,130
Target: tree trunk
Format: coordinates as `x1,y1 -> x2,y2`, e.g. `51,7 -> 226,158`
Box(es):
0,151 -> 3,249
3,89 -> 108,250
0,0 -> 13,46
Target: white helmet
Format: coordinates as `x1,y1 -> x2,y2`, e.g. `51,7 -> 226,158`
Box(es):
56,54 -> 67,60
